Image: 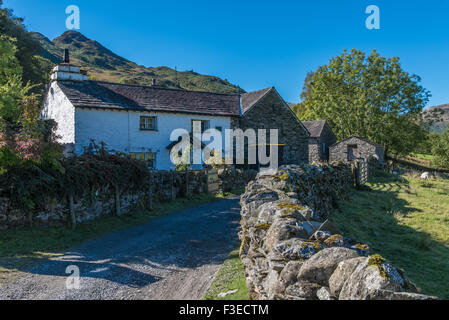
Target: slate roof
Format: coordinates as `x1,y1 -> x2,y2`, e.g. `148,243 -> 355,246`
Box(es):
57,81 -> 241,116
240,87 -> 273,114
302,120 -> 327,138
330,136 -> 384,149
56,81 -> 297,120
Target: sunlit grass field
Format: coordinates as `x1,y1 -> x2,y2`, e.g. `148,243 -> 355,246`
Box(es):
330,173 -> 449,299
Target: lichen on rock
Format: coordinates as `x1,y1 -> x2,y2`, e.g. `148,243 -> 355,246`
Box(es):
367,254 -> 388,278
238,163 -> 436,300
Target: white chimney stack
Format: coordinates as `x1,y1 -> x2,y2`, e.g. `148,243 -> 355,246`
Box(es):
50,49 -> 88,82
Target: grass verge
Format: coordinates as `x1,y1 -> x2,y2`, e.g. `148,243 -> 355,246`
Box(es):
330,173 -> 449,299
203,247 -> 248,300
395,154 -> 448,173
410,153 -> 434,161
0,191 -> 240,285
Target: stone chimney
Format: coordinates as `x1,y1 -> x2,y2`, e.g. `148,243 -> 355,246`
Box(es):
50,49 -> 88,82
63,49 -> 70,63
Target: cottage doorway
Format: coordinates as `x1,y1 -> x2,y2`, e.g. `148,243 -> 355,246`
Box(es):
347,144 -> 359,162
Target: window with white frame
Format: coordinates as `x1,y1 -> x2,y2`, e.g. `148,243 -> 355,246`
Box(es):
140,116 -> 157,131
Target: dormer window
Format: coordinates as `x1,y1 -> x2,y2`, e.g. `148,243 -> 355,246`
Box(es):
140,116 -> 157,131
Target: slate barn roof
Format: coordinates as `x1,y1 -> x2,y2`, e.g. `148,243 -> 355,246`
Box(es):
57,81 -> 241,116
241,87 -> 273,114
302,120 -> 327,138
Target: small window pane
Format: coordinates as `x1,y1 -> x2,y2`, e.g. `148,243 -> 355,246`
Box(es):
140,116 -> 157,130
202,121 -> 210,132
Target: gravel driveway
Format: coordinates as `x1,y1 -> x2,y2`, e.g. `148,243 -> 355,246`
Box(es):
0,197 -> 241,300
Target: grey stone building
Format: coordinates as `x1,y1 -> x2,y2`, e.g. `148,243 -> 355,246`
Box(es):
236,87 -> 310,168
329,136 -> 385,164
303,120 -> 337,163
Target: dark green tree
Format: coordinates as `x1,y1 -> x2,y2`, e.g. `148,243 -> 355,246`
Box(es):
0,3 -> 51,88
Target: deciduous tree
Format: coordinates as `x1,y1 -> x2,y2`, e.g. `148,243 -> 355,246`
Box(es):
0,3 -> 51,88
296,49 -> 431,156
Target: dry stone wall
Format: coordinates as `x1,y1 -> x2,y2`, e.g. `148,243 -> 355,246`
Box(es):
218,168 -> 257,193
0,168 -> 256,230
0,171 -> 205,230
239,164 -> 437,300
0,191 -> 142,230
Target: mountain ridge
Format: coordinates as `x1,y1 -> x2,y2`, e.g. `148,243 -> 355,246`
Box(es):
31,30 -> 244,94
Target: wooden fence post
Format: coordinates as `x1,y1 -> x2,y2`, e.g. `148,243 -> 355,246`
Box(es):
353,161 -> 361,189
170,171 -> 175,200
205,168 -> 209,194
185,170 -> 190,199
27,211 -> 33,229
148,172 -> 153,210
115,184 -> 121,216
68,194 -> 76,230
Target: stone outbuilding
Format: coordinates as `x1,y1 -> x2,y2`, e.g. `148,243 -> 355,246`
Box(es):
329,136 -> 384,165
236,87 -> 310,168
303,120 -> 337,163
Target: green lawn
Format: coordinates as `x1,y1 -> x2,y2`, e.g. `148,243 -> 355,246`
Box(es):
330,173 -> 449,299
0,192 -> 235,284
410,153 -> 434,160
203,247 -> 249,300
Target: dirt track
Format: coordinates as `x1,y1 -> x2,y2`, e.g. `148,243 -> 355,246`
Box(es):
0,197 -> 241,300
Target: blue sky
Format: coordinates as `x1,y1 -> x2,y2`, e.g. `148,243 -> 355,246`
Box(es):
4,0 -> 449,107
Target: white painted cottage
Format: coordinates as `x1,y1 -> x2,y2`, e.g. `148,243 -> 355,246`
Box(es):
42,62 -> 241,170
42,56 -> 310,170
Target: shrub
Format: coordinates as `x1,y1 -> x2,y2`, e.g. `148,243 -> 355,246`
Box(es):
431,129 -> 449,169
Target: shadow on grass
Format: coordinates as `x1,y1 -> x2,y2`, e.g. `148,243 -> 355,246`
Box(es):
331,176 -> 449,299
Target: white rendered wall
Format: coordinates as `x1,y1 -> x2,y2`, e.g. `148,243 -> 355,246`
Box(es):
74,108 -> 231,170
41,82 -> 76,151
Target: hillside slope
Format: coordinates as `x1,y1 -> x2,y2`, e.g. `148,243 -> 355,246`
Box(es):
30,31 -> 244,94
423,104 -> 449,133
